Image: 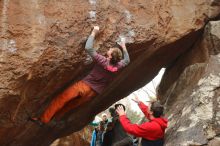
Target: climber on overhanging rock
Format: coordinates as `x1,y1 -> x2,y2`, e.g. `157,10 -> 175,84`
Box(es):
116,95 -> 168,146
29,26 -> 130,125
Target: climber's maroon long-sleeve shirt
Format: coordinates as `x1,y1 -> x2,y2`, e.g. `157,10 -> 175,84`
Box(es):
83,35 -> 130,94
119,102 -> 168,141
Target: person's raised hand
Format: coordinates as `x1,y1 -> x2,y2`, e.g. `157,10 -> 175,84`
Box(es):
91,26 -> 99,36
132,94 -> 141,104
118,37 -> 126,49
116,105 -> 126,116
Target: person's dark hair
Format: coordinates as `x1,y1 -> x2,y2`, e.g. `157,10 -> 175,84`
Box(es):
150,101 -> 164,118
114,103 -> 126,111
110,47 -> 122,65
99,121 -> 105,131
109,107 -> 116,117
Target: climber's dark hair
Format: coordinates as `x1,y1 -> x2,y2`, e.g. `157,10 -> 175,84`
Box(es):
150,101 -> 164,118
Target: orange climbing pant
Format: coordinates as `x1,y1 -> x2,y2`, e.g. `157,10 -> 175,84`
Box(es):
40,81 -> 97,123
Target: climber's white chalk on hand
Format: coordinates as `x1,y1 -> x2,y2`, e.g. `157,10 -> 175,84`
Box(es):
93,26 -> 99,31
121,37 -> 126,43
117,36 -> 126,46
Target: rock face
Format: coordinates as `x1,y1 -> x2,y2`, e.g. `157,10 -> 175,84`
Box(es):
50,127 -> 91,146
0,0 -> 220,146
158,21 -> 220,145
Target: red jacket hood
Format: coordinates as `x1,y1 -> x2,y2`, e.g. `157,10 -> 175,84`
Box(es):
152,117 -> 168,130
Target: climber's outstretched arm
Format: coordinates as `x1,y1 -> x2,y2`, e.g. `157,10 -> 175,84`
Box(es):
85,26 -> 99,57
118,38 -> 130,66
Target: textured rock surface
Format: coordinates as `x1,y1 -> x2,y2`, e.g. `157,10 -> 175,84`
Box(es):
0,0 -> 220,146
50,127 -> 91,146
158,21 -> 220,146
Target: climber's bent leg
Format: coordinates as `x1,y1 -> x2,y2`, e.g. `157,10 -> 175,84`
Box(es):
54,83 -> 97,120
40,81 -> 89,123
